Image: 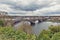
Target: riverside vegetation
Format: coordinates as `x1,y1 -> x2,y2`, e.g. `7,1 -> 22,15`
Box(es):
0,20 -> 60,40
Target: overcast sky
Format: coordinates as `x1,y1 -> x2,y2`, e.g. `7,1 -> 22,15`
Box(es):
0,0 -> 60,16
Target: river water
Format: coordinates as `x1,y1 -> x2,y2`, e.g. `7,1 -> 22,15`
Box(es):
14,21 -> 60,35
32,21 -> 60,35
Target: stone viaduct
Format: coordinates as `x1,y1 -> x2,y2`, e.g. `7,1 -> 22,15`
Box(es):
0,14 -> 60,26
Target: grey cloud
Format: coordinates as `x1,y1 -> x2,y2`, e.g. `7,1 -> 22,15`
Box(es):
11,1 -> 52,11
0,0 -> 52,11
11,4 -> 41,11
0,0 -> 60,16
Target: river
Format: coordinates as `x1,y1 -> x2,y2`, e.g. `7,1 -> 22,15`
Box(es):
14,21 -> 60,35
32,21 -> 60,35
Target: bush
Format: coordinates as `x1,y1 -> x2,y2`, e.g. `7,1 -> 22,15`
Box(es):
51,32 -> 60,40
0,20 -> 4,27
15,22 -> 32,34
0,26 -> 36,40
37,25 -> 60,40
37,30 -> 52,40
49,25 -> 60,33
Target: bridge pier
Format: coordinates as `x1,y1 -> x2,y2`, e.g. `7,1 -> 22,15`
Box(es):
30,21 -> 35,26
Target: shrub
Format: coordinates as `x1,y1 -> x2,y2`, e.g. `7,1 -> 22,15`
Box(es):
37,30 -> 52,40
15,22 -> 32,34
0,20 -> 4,27
49,25 -> 60,34
51,32 -> 60,40
0,26 -> 36,40
37,25 -> 60,40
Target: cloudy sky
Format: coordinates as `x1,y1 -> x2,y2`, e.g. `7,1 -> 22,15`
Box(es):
0,0 -> 60,16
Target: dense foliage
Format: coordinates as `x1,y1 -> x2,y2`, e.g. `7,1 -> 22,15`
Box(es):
51,32 -> 60,40
0,20 -> 4,27
0,26 -> 36,40
38,25 -> 60,40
